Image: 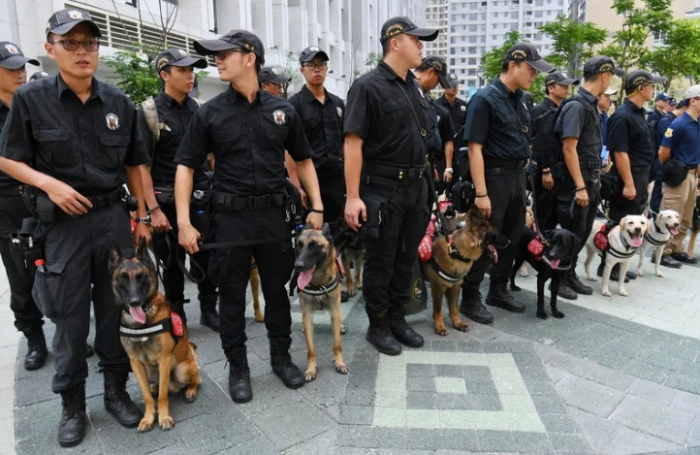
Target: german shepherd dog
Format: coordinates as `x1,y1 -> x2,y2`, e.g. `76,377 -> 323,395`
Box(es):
423,208 -> 510,336
293,224 -> 348,382
510,227 -> 576,319
110,240 -> 201,432
333,221 -> 366,297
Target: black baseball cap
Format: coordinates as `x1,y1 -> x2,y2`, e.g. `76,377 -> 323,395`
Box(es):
624,70 -> 667,93
668,98 -> 677,106
380,17 -> 438,44
155,48 -> 207,73
0,42 -> 39,70
29,71 -> 51,81
677,99 -> 688,108
194,30 -> 265,65
45,9 -> 101,38
655,92 -> 670,101
258,67 -> 290,85
545,71 -> 579,86
420,56 -> 452,88
582,56 -> 624,77
299,47 -> 329,63
447,72 -> 461,87
505,43 -> 556,73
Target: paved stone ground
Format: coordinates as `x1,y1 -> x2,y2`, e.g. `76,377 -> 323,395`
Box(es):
5,248 -> 700,455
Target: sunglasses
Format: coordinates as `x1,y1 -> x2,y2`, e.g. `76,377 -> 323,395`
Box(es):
48,39 -> 100,52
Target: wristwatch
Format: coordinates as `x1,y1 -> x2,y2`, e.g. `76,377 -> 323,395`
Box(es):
445,168 -> 454,174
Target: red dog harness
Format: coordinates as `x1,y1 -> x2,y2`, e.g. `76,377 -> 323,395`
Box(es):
527,235 -> 546,261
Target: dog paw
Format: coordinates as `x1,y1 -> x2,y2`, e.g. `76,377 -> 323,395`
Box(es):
347,289 -> 356,297
588,276 -> 598,282
536,311 -> 548,320
454,322 -> 470,332
137,416 -> 155,433
602,289 -> 612,297
356,283 -> 363,290
618,289 -> 628,297
636,270 -> 644,277
434,326 -> 449,336
254,313 -> 265,323
656,270 -> 665,278
304,368 -> 318,382
340,325 -> 347,335
158,415 -> 175,431
185,388 -> 198,403
552,311 -> 565,319
518,270 -> 530,278
335,362 -> 349,375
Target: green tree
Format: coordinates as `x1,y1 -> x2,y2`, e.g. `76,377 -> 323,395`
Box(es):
539,16 -> 608,76
270,47 -> 300,99
102,48 -> 161,104
364,52 -> 383,71
640,19 -> 700,92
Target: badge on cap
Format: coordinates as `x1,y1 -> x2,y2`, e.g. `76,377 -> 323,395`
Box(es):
337,106 -> 343,117
67,10 -> 85,20
460,105 -> 466,112
386,23 -> 404,37
665,128 -> 673,138
177,49 -> 187,56
510,49 -> 527,60
46,22 -> 52,34
309,47 -> 320,52
270,68 -> 277,75
273,110 -> 286,126
106,113 -> 120,131
4,44 -> 19,55
157,57 -> 170,70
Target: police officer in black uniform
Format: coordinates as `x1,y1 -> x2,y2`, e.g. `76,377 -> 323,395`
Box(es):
554,56 -> 624,293
344,17 -> 437,355
29,70 -> 51,81
436,72 -> 468,173
0,9 -> 149,447
459,43 -> 554,324
258,66 -> 290,97
603,70 -> 666,279
137,49 -> 220,330
288,47 -> 346,228
175,30 -> 323,403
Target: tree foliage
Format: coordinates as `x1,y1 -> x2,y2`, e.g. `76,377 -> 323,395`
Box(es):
364,52 -> 383,71
538,16 -> 607,76
270,47 -> 300,99
102,48 -> 162,104
640,19 -> 700,91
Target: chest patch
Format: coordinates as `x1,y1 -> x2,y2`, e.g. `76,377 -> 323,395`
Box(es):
337,106 -> 343,117
460,105 -> 466,112
273,110 -> 286,125
106,113 -> 120,131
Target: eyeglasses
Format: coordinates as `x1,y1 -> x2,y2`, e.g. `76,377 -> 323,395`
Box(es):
304,62 -> 328,70
215,48 -> 248,61
48,39 -> 99,52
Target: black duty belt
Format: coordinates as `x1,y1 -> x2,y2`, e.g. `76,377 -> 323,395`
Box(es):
86,187 -> 125,211
0,185 -> 23,197
213,192 -> 285,211
485,160 -> 527,176
363,162 -> 425,181
580,160 -> 601,171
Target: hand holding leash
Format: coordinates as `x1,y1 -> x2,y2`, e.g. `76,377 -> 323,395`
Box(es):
575,188 -> 589,207
178,223 -> 201,254
475,194 -> 491,219
133,223 -> 151,247
306,211 -> 323,230
345,197 -> 366,232
542,171 -> 554,190
622,184 -> 636,201
149,208 -> 171,233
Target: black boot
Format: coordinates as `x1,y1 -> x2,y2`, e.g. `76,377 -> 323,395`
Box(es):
388,306 -> 423,348
86,344 -> 94,358
58,382 -> 87,447
552,280 -> 578,300
366,309 -> 402,355
21,325 -> 48,371
198,294 -> 220,332
169,299 -> 187,326
459,285 -> 493,324
485,278 -> 526,313
225,345 -> 252,403
103,371 -> 143,428
567,268 -> 593,295
269,336 -> 305,389
596,262 -> 629,283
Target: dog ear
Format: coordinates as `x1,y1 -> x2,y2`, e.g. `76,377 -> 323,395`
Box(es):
619,216 -> 627,229
109,243 -> 122,273
136,239 -> 155,271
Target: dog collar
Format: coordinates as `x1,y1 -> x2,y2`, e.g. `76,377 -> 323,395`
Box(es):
119,313 -> 185,341
298,275 -> 341,296
428,257 -> 462,283
644,223 -> 668,246
448,239 -> 472,264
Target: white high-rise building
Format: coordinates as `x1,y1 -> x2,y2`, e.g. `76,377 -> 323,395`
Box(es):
0,0 -> 427,99
425,0 -> 450,60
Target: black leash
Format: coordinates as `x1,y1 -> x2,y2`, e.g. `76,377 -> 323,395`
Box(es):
527,171 -> 551,245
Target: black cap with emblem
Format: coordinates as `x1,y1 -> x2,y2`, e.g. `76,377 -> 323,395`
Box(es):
447,72 -> 461,87
154,48 -> 208,74
299,46 -> 329,63
545,71 -> 579,86
380,17 -> 438,44
258,67 -> 290,85
582,56 -> 625,78
194,30 -> 265,65
0,42 -> 39,70
505,43 -> 556,73
624,69 -> 667,94
419,56 -> 452,88
45,9 -> 102,38
29,71 -> 51,81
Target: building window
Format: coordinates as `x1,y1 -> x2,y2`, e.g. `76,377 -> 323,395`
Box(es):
534,33 -> 542,40
468,57 -> 477,64
468,69 -> 476,75
468,46 -> 477,54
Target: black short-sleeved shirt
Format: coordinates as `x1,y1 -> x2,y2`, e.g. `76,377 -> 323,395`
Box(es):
607,99 -> 655,168
554,87 -> 601,163
435,103 -> 456,147
436,94 -> 468,139
463,77 -> 531,161
288,85 -> 345,171
174,85 -> 312,246
647,108 -> 663,126
0,75 -> 148,195
0,102 -> 19,190
138,91 -> 209,187
344,62 -> 430,167
531,97 -> 558,124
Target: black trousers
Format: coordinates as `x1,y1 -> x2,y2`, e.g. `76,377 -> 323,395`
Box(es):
650,158 -> 663,213
362,176 -> 429,316
209,212 -> 294,351
0,194 -> 43,331
152,203 -> 216,304
609,166 -> 650,223
316,166 -> 345,228
464,169 -> 526,285
32,204 -> 133,393
556,169 -> 601,262
530,164 -> 559,232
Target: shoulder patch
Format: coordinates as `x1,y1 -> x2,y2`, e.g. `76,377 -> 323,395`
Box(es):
665,128 -> 673,138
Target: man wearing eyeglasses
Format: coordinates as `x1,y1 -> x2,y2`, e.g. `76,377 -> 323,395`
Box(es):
0,9 -> 150,447
175,30 -> 323,403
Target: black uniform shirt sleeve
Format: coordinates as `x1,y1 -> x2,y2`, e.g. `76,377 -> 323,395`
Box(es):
438,107 -> 455,144
337,98 -> 346,135
174,109 -> 209,170
344,81 -> 373,141
136,106 -> 155,162
463,95 -> 489,145
606,114 -> 630,154
285,107 -> 313,162
0,92 -> 34,163
557,101 -> 586,140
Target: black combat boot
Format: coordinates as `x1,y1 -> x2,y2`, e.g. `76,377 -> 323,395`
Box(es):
198,294 -> 220,332
485,277 -> 526,312
21,324 -> 48,371
567,268 -> 593,295
552,279 -> 578,300
225,345 -> 252,403
365,309 -> 402,355
459,285 -> 493,324
58,382 -> 87,447
388,305 -> 424,348
269,336 -> 305,389
103,371 -> 143,428
596,262 -> 630,283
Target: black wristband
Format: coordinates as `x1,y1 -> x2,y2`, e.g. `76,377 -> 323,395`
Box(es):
310,208 -> 324,214
476,193 -> 488,198
575,187 -> 586,192
147,205 -> 160,214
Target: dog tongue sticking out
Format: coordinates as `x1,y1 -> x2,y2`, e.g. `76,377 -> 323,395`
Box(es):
631,234 -> 643,248
129,306 -> 147,324
548,258 -> 561,269
297,267 -> 315,291
670,227 -> 679,235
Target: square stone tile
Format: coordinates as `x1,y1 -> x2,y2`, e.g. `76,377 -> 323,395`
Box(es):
610,395 -> 694,446
568,408 -> 618,455
584,365 -> 635,392
406,376 -> 437,393
603,426 -> 682,455
622,360 -> 670,384
435,377 -> 467,394
548,432 -> 594,454
555,375 -> 625,418
628,379 -> 676,407
477,430 -> 516,452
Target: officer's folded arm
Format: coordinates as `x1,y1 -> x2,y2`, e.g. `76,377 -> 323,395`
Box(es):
0,157 -> 93,216
343,133 -> 366,231
174,164 -> 199,254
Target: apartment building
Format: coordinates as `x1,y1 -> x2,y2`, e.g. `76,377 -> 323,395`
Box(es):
425,0 -> 450,60
0,0 -> 427,99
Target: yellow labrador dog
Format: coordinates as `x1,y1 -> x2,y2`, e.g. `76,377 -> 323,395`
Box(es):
584,215 -> 648,297
636,210 -> 680,278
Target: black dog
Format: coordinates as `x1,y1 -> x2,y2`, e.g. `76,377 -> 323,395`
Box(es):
509,227 -> 576,320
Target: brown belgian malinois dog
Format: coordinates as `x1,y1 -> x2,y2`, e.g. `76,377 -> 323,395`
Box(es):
110,240 -> 201,432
